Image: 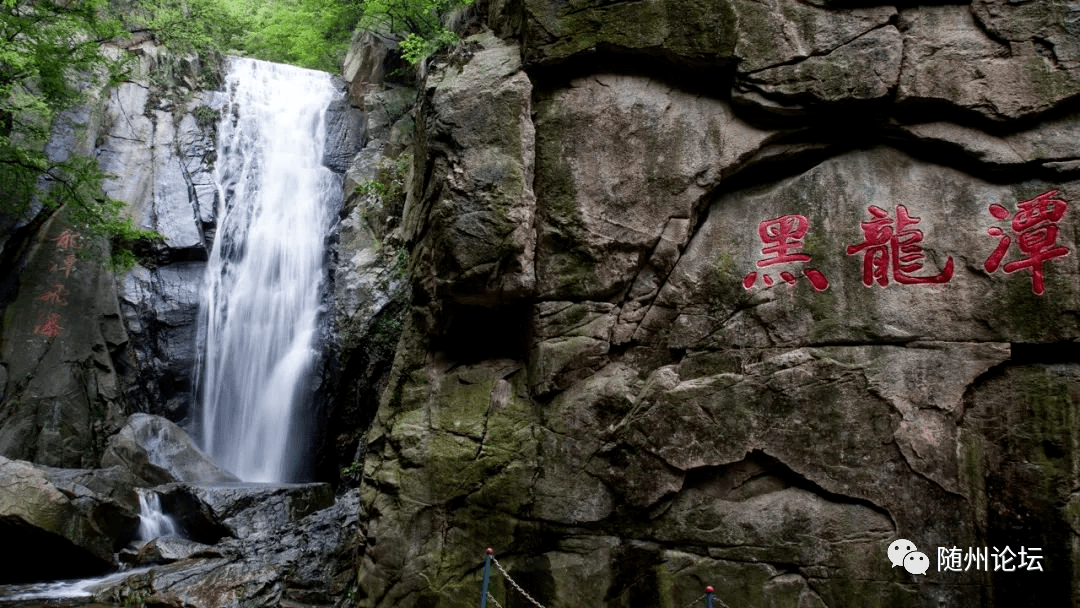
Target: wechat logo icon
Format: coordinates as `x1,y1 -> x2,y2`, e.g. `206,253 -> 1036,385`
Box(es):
888,539 -> 929,575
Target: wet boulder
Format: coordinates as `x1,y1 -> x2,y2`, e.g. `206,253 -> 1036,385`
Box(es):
156,481 -> 335,540
92,489 -> 363,608
0,456 -> 140,583
131,536 -> 222,566
100,413 -> 239,485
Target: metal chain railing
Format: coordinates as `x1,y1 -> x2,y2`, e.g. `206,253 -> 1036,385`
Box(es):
491,555 -> 548,608
478,548 -> 731,608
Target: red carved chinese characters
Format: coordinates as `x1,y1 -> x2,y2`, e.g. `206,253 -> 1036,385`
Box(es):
846,205 -> 954,286
743,214 -> 829,291
50,254 -> 77,278
53,229 -> 81,251
33,312 -> 64,338
984,190 -> 1070,295
37,283 -> 68,306
32,227 -> 82,340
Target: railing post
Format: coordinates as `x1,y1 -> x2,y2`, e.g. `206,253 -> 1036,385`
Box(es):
705,585 -> 714,608
480,547 -> 494,608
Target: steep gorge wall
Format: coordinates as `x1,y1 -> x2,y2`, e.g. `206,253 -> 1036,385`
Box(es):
353,0 -> 1080,606
0,49 -> 224,466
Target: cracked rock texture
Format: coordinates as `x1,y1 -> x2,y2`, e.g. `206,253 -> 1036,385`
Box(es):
0,50 -> 227,472
353,0 -> 1080,605
97,54 -> 225,427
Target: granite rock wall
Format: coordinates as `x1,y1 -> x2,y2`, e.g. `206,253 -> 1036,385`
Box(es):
352,1 -> 1080,605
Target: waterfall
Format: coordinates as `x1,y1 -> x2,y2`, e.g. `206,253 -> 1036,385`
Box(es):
137,490 -> 178,541
197,57 -> 340,482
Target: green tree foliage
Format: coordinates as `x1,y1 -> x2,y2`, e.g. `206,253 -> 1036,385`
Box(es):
221,0 -> 358,72
0,0 -> 159,270
221,0 -> 473,71
133,0 -> 244,55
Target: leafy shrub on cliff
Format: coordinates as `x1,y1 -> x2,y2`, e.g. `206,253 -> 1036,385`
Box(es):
355,153 -> 411,204
360,0 -> 474,64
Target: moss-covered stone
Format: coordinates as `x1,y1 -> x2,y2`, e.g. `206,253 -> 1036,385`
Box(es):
355,3 -> 1080,606
962,364 -> 1080,604
410,32 -> 536,305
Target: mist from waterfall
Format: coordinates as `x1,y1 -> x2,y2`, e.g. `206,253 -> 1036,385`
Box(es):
197,57 -> 340,482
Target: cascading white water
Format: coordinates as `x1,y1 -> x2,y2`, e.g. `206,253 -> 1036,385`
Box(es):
197,57 -> 340,482
137,490 -> 178,541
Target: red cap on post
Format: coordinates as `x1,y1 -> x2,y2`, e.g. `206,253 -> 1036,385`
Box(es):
705,586 -> 714,594
486,547 -> 494,555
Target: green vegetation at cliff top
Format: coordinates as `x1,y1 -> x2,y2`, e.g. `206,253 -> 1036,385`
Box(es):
217,0 -> 475,72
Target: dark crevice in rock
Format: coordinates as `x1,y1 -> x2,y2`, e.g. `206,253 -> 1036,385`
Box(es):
712,135 -> 860,195
882,128 -> 1071,184
866,0 -> 970,7
155,489 -> 235,545
104,134 -> 149,144
705,118 -> 1073,205
1033,37 -> 1062,68
604,541 -> 665,608
893,82 -> 1080,134
0,517 -> 112,584
1010,342 -> 1080,365
327,296 -> 409,484
0,205 -> 60,310
731,83 -> 898,126
680,450 -> 894,517
430,303 -> 531,364
199,219 -> 216,252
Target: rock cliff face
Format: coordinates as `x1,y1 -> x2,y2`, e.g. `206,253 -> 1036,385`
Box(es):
100,57 -> 224,427
0,50 -> 224,467
352,0 -> 1080,606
